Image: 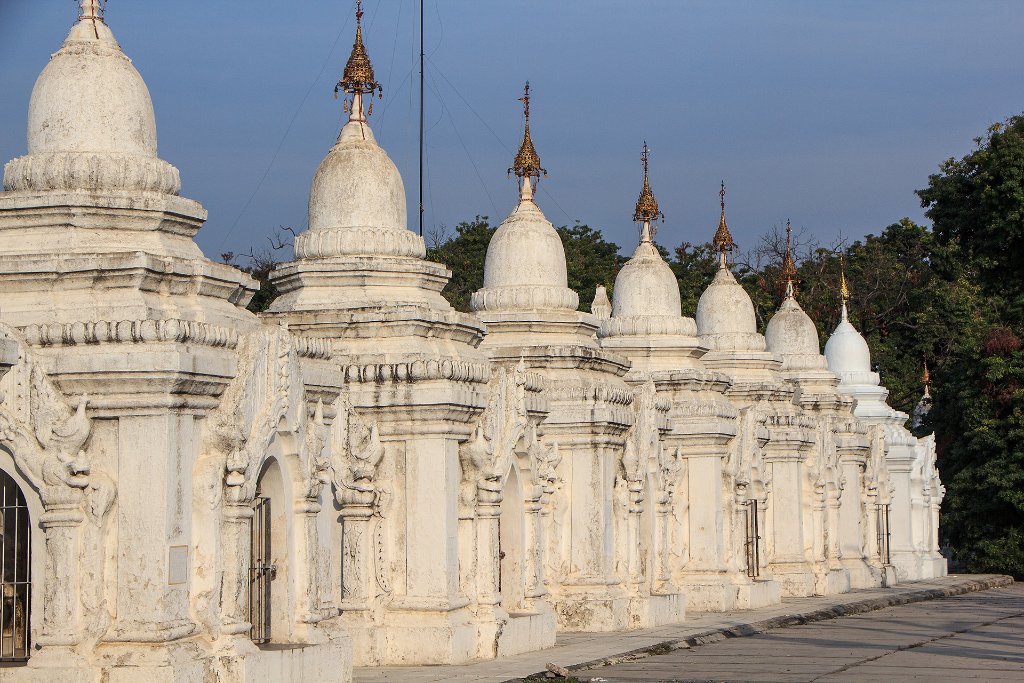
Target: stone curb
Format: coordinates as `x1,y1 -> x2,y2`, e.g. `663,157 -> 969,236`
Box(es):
514,575 -> 1014,682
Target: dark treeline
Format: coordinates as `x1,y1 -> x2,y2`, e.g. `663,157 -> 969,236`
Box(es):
243,116 -> 1024,578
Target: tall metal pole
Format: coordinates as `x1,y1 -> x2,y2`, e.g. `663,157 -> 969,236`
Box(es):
418,0 -> 425,237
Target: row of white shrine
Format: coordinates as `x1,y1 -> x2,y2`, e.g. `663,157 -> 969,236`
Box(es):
0,4 -> 944,682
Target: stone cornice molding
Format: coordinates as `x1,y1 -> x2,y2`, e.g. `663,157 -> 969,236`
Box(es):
699,332 -> 766,352
470,284 -> 579,313
671,399 -> 739,421
341,357 -> 491,386
545,380 -> 634,408
21,318 -> 241,350
649,368 -> 732,393
4,152 -> 180,195
599,314 -> 697,338
294,225 -> 426,260
726,380 -> 793,402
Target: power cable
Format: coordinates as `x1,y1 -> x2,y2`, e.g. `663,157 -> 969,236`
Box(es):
218,4 -> 355,252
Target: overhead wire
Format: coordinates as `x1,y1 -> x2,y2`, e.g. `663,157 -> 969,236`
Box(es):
425,57 -> 577,222
218,3 -> 356,252
426,71 -> 498,217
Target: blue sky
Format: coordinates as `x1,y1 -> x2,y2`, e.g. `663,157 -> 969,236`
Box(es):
2,1 -> 1023,260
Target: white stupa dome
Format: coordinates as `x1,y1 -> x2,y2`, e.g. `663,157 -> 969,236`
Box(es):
3,5 -> 180,194
612,241 -> 680,318
470,196 -> 578,312
766,296 -> 820,356
766,293 -> 829,371
696,266 -> 763,351
294,9 -> 424,261
824,306 -> 874,378
471,89 -> 578,313
298,121 -> 424,260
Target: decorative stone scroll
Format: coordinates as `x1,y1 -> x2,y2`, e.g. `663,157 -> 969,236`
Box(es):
198,325 -> 335,635
331,388 -> 390,604
0,322 -> 115,646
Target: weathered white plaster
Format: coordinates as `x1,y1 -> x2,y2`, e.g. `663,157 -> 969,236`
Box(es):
0,5 -> 944,680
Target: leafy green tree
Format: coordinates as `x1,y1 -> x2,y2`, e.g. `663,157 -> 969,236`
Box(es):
426,216 -> 495,312
918,115 -> 1024,577
428,218 -> 622,313
668,242 -> 718,318
919,116 -> 1024,308
557,223 -> 623,312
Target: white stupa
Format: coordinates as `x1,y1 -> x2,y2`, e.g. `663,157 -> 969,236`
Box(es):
599,143 -> 703,371
4,0 -> 178,196
470,85 -> 578,315
823,269 -> 902,422
696,186 -> 781,382
764,222 -> 835,385
268,3 -> 480,355
0,0 -> 255,325
296,14 -> 423,262
823,267 -> 946,580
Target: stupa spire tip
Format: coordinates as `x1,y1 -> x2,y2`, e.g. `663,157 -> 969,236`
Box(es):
510,81 -> 546,201
713,180 -> 736,266
335,0 -> 383,121
633,141 -> 662,242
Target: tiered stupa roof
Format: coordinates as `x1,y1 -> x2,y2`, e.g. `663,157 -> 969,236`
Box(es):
696,184 -> 763,352
3,0 -> 179,195
604,143 -> 693,334
471,83 -> 578,313
297,0 -> 424,261
765,221 -> 828,371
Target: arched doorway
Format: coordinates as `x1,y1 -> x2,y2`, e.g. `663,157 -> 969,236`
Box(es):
0,469 -> 30,661
250,458 -> 291,645
498,465 -> 525,611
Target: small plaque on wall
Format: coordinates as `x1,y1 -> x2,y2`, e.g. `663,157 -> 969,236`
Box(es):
168,545 -> 188,585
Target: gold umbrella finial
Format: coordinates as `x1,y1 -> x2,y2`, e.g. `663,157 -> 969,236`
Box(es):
922,356 -> 932,398
713,181 -> 737,267
781,219 -> 799,298
509,81 -> 547,200
634,141 -> 662,242
839,254 -> 851,321
335,0 -> 383,121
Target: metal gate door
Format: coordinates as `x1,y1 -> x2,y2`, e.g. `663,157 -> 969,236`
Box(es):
744,499 -> 761,578
0,470 -> 30,662
876,504 -> 891,565
250,495 -> 274,644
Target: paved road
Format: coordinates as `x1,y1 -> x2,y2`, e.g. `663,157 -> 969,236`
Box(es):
583,583 -> 1024,682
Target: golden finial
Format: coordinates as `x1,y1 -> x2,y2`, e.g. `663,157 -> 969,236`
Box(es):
634,142 -> 662,241
335,0 -> 383,118
509,81 -> 547,198
839,255 -> 850,302
839,253 -> 851,321
780,219 -> 798,297
713,181 -> 737,266
922,356 -> 931,398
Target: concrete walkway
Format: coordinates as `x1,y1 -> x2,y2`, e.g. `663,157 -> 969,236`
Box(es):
352,574 -> 1012,683
586,581 -> 1024,682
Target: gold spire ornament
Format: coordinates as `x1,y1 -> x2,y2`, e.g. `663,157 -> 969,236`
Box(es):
509,82 -> 547,199
633,142 -> 663,237
335,0 -> 383,119
839,254 -> 851,320
780,219 -> 799,297
922,356 -> 932,398
713,181 -> 737,267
